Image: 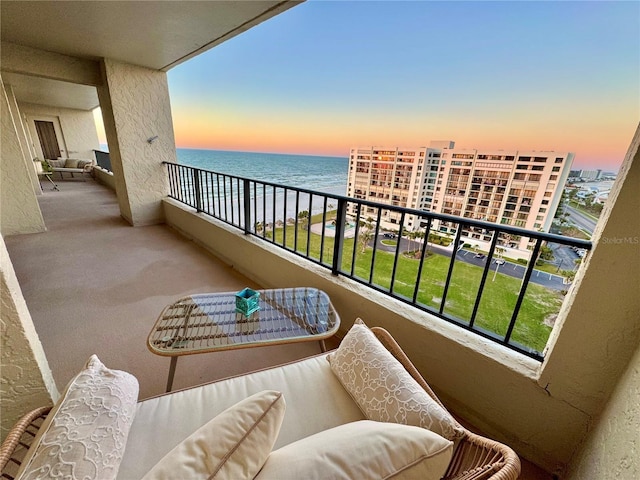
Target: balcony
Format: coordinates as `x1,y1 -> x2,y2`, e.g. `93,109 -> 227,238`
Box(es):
2,3 -> 639,479
5,177 -> 554,479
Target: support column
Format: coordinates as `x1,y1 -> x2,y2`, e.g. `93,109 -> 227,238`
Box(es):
4,84 -> 41,195
1,237 -> 58,440
0,77 -> 45,235
96,59 -> 176,226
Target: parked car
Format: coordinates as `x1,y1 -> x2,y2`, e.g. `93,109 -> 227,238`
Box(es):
474,253 -> 486,259
494,258 -> 506,265
382,233 -> 396,239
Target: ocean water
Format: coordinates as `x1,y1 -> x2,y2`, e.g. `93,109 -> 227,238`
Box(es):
176,148 -> 348,197
175,148 -> 350,223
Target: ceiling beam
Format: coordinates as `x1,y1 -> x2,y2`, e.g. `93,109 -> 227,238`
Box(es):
1,42 -> 102,87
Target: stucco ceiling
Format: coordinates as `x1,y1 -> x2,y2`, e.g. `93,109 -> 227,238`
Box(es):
1,0 -> 300,110
1,1 -> 299,70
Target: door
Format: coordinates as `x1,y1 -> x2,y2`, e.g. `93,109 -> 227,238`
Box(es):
35,120 -> 61,159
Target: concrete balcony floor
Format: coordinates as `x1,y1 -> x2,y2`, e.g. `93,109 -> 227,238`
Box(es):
6,178 -> 551,479
5,178 -> 322,400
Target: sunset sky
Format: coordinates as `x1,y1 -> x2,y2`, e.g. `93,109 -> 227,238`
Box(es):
103,1 -> 640,171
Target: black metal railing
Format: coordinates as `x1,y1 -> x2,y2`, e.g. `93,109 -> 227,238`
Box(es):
93,150 -> 112,172
164,162 -> 592,361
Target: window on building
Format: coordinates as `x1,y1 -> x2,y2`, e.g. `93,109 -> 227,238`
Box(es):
552,166 -> 561,172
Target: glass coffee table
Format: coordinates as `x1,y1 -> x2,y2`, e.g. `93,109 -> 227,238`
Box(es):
148,287 -> 340,391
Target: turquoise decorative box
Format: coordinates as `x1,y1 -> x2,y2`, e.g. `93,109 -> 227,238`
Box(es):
235,288 -> 260,316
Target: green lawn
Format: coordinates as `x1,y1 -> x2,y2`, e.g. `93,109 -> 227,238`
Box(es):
264,223 -> 561,354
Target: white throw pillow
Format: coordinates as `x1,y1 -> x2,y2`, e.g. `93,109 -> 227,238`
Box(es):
142,390 -> 286,480
16,355 -> 139,480
255,420 -> 453,480
328,319 -> 464,441
63,158 -> 80,168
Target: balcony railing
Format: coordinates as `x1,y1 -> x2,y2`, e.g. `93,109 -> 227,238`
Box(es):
164,162 -> 592,361
93,150 -> 112,172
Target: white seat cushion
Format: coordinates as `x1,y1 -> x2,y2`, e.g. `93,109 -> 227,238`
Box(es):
118,353 -> 364,480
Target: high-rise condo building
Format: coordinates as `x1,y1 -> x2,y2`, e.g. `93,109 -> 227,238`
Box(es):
347,141 -> 574,250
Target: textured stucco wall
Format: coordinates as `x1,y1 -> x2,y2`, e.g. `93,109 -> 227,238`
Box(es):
565,343 -> 640,479
97,59 -> 175,226
540,125 -> 640,419
93,167 -> 116,191
1,236 -> 58,441
0,79 -> 45,236
20,103 -> 100,161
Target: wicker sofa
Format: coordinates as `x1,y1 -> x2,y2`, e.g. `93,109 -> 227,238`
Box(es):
1,323 -> 520,480
47,158 -> 94,179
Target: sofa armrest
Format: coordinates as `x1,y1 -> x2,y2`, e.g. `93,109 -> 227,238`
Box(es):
77,160 -> 94,172
0,407 -> 52,478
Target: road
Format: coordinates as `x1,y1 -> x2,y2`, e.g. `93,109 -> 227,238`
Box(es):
374,235 -> 567,290
564,204 -> 597,234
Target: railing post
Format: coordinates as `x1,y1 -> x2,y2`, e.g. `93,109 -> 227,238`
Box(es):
243,179 -> 251,235
331,198 -> 347,275
192,168 -> 202,212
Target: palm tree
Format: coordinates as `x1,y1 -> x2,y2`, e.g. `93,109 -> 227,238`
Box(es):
561,269 -> 577,284
407,230 -> 417,253
297,210 -> 310,229
254,221 -> 263,234
357,217 -> 375,253
358,229 -> 374,253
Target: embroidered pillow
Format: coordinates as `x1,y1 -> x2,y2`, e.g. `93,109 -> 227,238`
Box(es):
328,319 -> 464,441
16,355 -> 139,480
142,390 -> 285,480
255,420 -> 453,480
